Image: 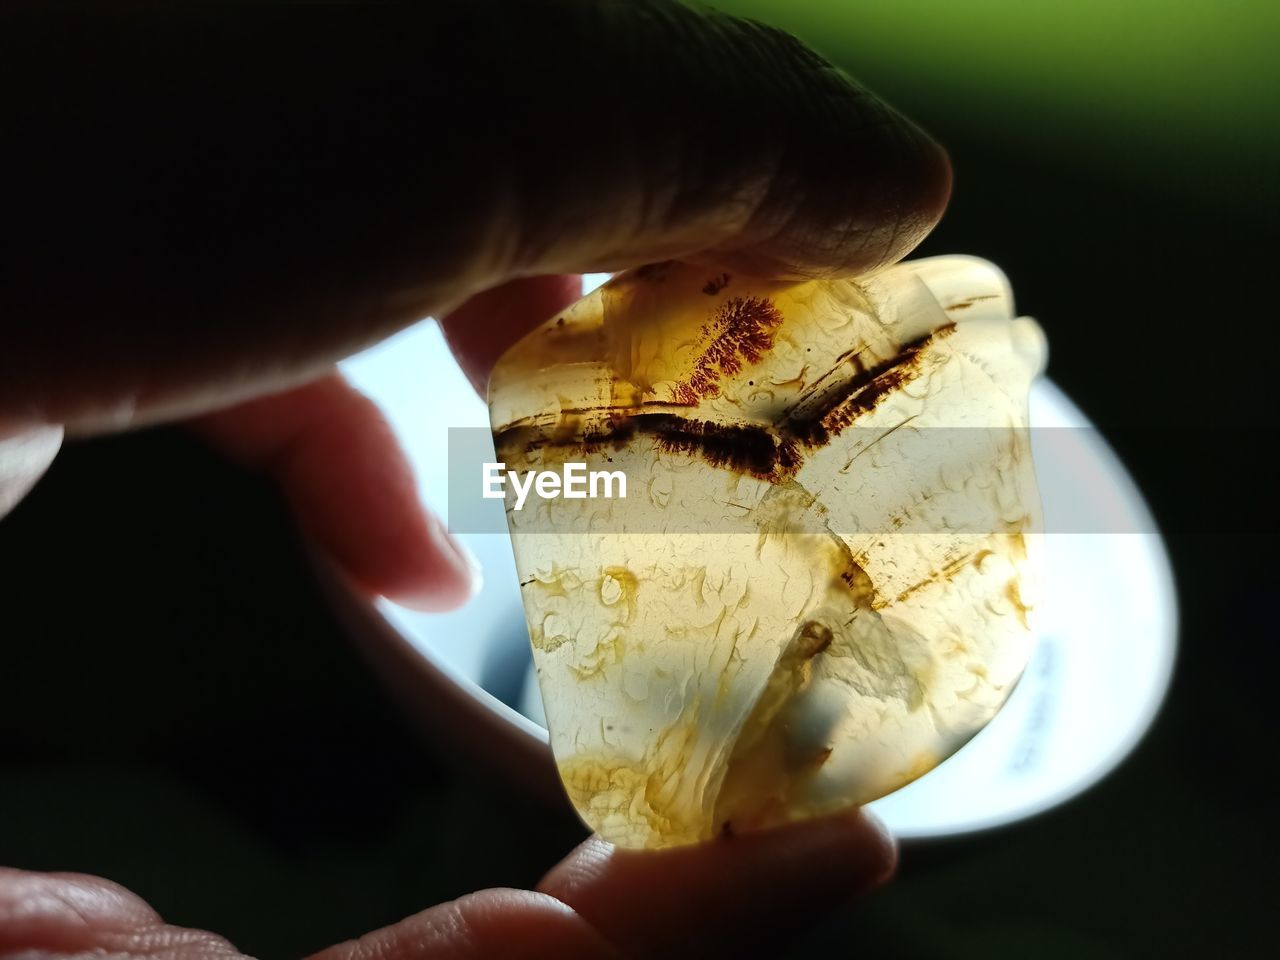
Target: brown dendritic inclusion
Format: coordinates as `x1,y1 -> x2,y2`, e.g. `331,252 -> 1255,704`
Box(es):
488,257 -> 1047,848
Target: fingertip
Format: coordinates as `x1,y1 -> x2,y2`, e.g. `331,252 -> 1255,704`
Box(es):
192,374 -> 481,613
539,808 -> 898,957
843,806 -> 900,887
716,111 -> 954,280
741,807 -> 900,892
879,124 -> 954,269
388,512 -> 483,613
924,134 -> 956,228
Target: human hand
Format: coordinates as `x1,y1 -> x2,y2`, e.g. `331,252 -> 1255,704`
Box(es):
0,1 -> 949,955
1,809 -> 894,958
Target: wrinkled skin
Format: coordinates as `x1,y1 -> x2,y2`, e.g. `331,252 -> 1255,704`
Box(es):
0,1 -> 949,956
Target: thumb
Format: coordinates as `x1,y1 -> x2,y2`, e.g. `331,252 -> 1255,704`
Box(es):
1,0 -> 949,434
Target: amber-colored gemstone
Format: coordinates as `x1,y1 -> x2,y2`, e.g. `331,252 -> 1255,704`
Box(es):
488,257 -> 1046,848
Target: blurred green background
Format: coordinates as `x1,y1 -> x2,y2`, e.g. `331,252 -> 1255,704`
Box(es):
719,0 -> 1280,215
1,2 -> 1275,959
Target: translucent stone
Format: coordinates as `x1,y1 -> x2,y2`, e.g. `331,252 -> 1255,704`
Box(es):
488,256 -> 1047,848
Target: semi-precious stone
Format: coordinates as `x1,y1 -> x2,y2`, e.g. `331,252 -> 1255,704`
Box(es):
488,256 -> 1047,849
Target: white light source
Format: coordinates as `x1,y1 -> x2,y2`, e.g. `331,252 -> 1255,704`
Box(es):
339,291 -> 1176,839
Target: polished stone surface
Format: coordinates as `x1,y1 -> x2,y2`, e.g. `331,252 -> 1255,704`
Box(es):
489,257 -> 1046,848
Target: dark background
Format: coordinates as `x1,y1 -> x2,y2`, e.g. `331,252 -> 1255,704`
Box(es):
2,1 -> 1276,956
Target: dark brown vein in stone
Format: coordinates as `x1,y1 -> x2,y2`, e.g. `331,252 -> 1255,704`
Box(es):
493,323 -> 957,482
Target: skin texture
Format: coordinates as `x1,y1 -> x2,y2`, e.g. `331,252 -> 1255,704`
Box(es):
0,815 -> 895,959
0,1 -> 949,955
